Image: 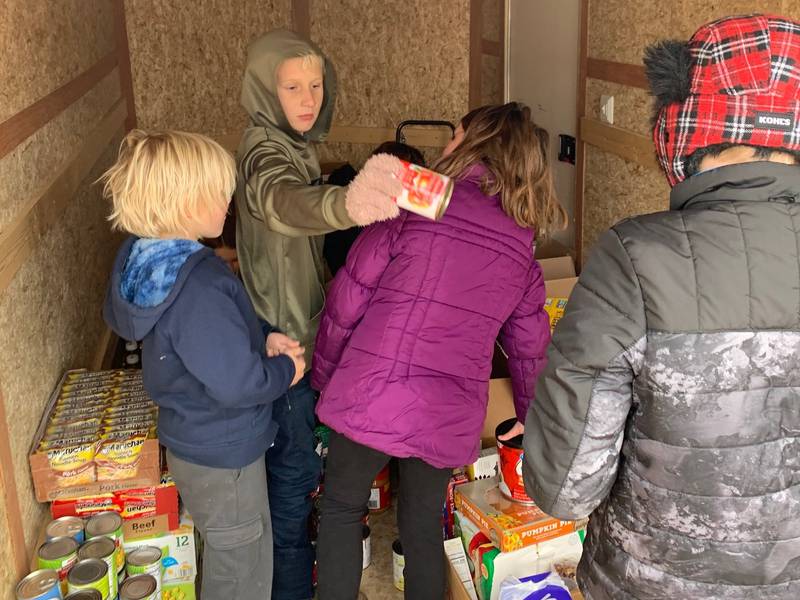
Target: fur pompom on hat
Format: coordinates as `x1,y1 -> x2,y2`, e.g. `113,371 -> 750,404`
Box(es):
644,14 -> 800,185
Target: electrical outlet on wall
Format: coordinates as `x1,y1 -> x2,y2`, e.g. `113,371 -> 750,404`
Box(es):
600,95 -> 615,125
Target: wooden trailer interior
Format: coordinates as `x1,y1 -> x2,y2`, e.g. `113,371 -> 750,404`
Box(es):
3,0 -> 800,598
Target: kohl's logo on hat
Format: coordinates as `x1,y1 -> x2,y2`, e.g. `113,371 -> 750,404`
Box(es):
754,111 -> 795,131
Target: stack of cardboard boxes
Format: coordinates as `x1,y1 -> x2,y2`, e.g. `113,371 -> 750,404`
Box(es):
446,249 -> 585,600
28,369 -> 197,599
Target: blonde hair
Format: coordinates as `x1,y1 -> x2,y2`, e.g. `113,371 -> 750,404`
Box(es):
298,51 -> 324,72
432,103 -> 568,239
99,130 -> 235,238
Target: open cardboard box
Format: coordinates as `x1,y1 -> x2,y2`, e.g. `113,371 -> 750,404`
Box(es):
28,370 -> 162,502
487,252 -> 577,436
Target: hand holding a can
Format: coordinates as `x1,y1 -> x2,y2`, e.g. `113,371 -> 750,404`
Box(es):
344,153 -> 403,225
497,420 -> 525,441
344,153 -> 455,224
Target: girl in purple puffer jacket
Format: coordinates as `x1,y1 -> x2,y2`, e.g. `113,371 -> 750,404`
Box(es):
313,103 -> 568,600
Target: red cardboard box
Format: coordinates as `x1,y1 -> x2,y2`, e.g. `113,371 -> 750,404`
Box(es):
51,479 -> 179,539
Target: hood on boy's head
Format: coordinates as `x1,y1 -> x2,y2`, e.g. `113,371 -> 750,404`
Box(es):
241,29 -> 337,142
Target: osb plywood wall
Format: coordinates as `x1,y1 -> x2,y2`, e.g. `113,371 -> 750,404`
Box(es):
313,0 -> 470,166
0,1 -> 116,122
479,0 -> 503,106
581,0 -> 800,258
123,0 -> 292,137
0,494 -> 13,600
124,0 -> 472,168
0,1 -> 126,596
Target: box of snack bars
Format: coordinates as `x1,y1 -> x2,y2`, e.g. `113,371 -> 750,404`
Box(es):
29,369 -> 161,502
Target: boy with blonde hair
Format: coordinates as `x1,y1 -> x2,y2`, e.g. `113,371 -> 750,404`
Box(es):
102,129 -> 304,600
236,30 -> 402,598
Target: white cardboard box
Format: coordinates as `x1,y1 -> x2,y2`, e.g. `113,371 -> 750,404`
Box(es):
123,510 -> 197,599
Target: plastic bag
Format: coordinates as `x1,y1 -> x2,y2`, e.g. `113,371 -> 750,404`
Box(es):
498,571 -> 573,600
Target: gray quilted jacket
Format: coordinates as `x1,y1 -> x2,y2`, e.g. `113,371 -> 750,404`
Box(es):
524,161 -> 800,600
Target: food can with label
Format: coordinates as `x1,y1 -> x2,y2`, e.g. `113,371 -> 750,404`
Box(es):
368,465 -> 391,513
394,160 -> 453,221
496,418 -> 534,504
392,539 -> 405,591
37,535 -> 79,595
119,574 -> 158,600
361,526 -> 371,570
125,546 -> 162,596
46,516 -> 85,544
15,569 -> 61,600
68,558 -> 110,600
77,536 -> 117,599
85,511 -> 125,575
64,590 -> 103,600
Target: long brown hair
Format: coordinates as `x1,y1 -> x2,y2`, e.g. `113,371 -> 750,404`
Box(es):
432,102 -> 567,238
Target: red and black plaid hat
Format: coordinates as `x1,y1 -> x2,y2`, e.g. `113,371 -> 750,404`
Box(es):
646,14 -> 800,186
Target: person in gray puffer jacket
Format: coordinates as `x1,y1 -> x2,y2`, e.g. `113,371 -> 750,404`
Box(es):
523,14 -> 800,600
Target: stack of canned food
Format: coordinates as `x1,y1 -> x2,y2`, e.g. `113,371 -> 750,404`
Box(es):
36,369 -> 157,488
17,511 -> 163,600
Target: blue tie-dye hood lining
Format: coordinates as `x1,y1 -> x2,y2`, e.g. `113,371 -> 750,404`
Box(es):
120,238 -> 204,308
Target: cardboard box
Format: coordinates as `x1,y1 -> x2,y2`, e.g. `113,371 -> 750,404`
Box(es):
123,512 -> 180,540
456,508 -> 583,600
491,254 -> 577,380
123,510 -> 197,598
443,469 -> 469,539
447,540 -> 583,600
481,380 -> 516,448
29,370 -> 161,502
455,478 -> 587,553
445,538 -> 479,600
51,479 -> 178,519
539,255 -> 578,300
50,476 -> 180,539
466,447 -> 499,481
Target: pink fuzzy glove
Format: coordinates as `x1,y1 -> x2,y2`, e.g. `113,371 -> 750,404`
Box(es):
344,153 -> 404,225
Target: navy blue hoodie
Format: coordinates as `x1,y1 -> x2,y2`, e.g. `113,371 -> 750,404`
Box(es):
104,236 -> 295,469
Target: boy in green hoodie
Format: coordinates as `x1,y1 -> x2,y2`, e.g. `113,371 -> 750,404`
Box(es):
235,29 -> 401,599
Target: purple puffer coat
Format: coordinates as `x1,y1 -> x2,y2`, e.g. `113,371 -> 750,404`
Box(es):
312,165 -> 550,468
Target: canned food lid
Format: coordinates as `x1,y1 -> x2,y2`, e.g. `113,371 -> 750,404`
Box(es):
127,545 -> 162,565
86,511 -> 122,536
436,177 -> 455,220
47,516 -> 84,537
120,574 -> 157,598
68,558 -> 109,584
65,589 -> 103,600
77,536 -> 116,559
38,535 -> 79,559
16,569 -> 60,597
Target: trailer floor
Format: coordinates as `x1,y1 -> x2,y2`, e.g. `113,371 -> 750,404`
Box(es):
358,503 -> 404,599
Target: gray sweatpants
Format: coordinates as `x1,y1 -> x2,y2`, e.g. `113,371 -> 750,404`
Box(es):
166,450 -> 272,600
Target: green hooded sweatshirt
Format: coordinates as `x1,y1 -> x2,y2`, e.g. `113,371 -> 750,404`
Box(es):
235,30 -> 355,368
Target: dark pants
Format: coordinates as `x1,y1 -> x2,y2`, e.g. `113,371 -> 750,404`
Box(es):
267,374 -> 321,600
317,431 -> 452,600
